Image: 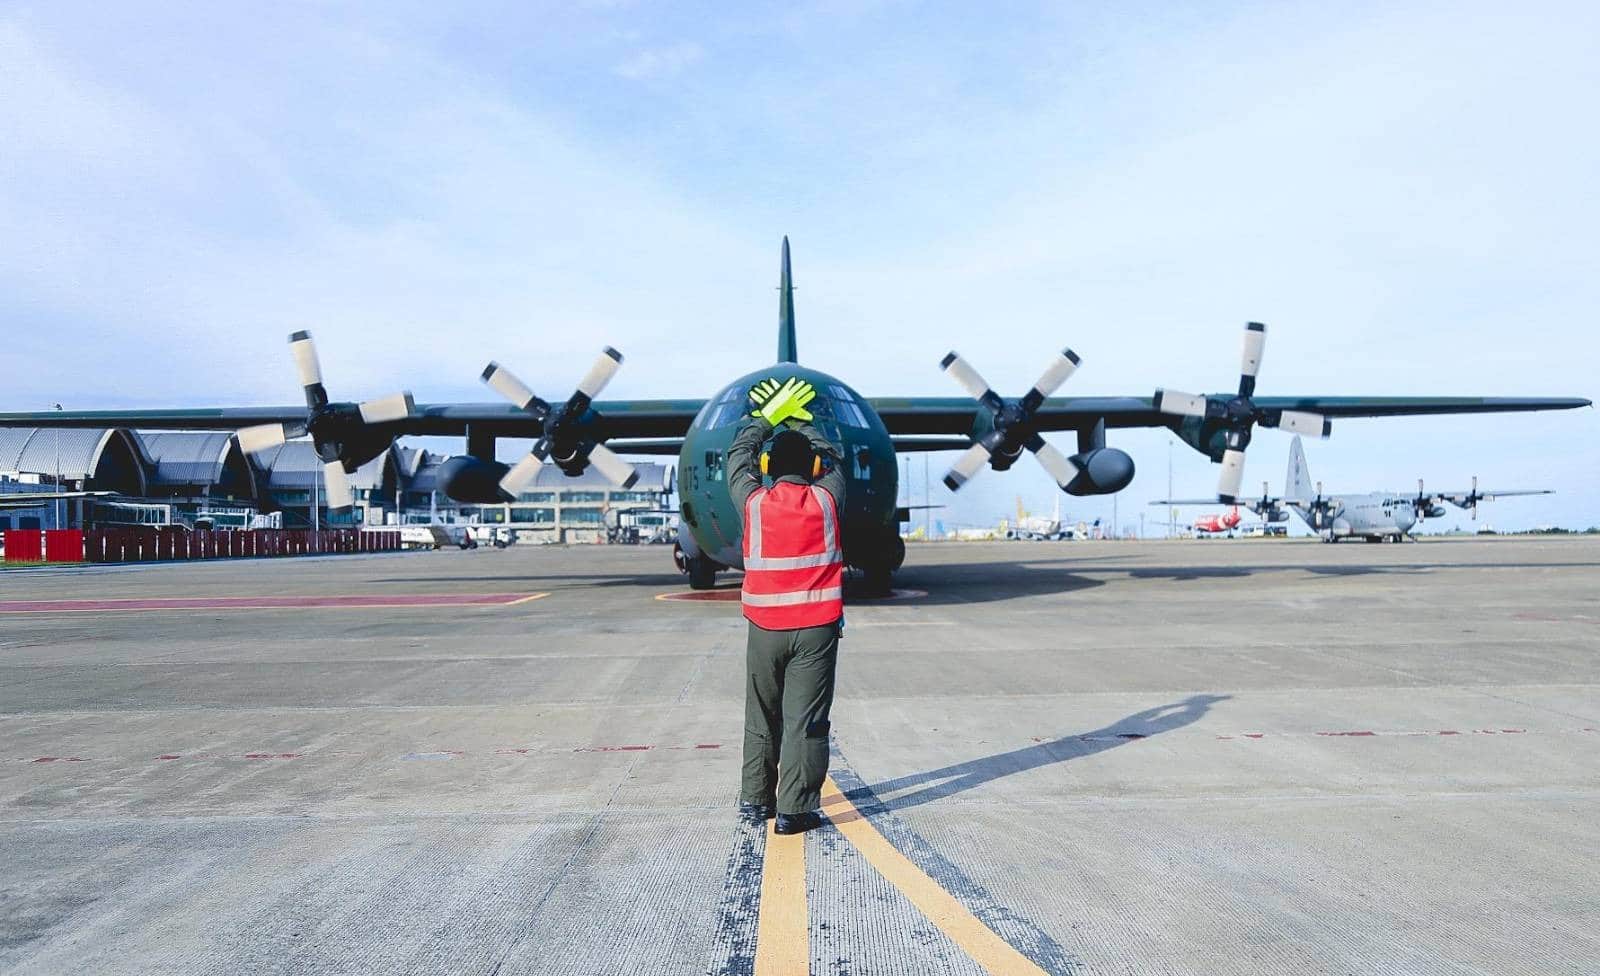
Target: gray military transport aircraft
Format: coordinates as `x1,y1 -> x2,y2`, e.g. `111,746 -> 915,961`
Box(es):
0,240 -> 1588,589
1156,435 -> 1556,542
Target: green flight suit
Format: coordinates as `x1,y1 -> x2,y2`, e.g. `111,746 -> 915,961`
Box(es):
727,415 -> 847,815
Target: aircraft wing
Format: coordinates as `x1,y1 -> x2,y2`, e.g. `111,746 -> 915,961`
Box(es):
1439,489 -> 1554,504
0,400 -> 709,440
1151,496 -> 1284,517
1,394 -> 1586,441
868,395 -> 1591,435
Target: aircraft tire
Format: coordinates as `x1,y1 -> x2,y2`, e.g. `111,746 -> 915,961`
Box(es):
687,555 -> 718,590
859,566 -> 893,598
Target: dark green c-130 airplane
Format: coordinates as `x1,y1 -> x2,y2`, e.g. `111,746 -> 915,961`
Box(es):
0,238 -> 1587,591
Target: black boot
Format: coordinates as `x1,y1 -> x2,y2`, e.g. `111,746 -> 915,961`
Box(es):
738,800 -> 774,823
774,811 -> 822,835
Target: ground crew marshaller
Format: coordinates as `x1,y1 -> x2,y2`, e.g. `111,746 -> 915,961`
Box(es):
727,377 -> 847,835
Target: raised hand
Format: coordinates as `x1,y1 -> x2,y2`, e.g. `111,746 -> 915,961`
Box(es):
760,378 -> 817,426
748,377 -> 783,416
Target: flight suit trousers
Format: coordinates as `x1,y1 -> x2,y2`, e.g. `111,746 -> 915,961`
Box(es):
740,619 -> 840,815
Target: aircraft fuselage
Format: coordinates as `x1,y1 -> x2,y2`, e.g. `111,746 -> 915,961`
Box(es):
1291,493 -> 1418,541
676,364 -> 902,575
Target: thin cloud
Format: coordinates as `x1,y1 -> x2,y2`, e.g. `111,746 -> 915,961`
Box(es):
613,42 -> 703,81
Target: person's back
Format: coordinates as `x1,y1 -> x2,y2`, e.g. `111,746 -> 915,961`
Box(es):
726,378 -> 846,834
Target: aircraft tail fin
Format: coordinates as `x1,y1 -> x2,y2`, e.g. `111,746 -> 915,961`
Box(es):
1286,435 -> 1313,501
777,236 -> 798,363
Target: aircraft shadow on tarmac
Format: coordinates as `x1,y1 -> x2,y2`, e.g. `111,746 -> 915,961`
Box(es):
376,562 -> 1112,604
853,694 -> 1229,814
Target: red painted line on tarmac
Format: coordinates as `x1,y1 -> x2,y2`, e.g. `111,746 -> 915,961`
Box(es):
0,593 -> 543,614
1318,730 -> 1376,737
18,741 -> 728,765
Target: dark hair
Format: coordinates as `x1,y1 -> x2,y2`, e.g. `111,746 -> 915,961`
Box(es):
766,429 -> 814,478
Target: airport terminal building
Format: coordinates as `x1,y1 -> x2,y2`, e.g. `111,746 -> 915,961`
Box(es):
0,427 -> 674,544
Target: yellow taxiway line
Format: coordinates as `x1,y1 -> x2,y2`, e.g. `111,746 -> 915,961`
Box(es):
754,821 -> 809,975
819,775 -> 1049,976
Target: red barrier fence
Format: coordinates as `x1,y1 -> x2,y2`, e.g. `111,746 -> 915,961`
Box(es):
3,528 -> 401,564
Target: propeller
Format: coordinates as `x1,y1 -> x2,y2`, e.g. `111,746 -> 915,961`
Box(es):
235,331 -> 414,509
938,347 -> 1081,492
1302,479 -> 1341,530
482,347 -> 638,497
1410,478 -> 1447,520
1252,480 -> 1286,522
1460,475 -> 1483,520
1154,322 -> 1331,503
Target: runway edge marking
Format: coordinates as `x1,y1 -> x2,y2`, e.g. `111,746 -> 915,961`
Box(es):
824,746 -> 1082,975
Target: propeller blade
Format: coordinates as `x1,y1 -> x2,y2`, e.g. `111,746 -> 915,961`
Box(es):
575,347 -> 624,399
1028,349 -> 1080,401
288,330 -> 324,388
481,362 -> 547,415
1029,439 -> 1076,490
586,442 -> 639,489
1217,448 -> 1247,502
940,353 -> 1000,407
1239,321 -> 1266,382
1153,389 -> 1208,418
499,452 -> 547,496
322,461 -> 353,510
358,392 -> 415,424
236,423 -> 289,455
1275,409 -> 1330,437
942,441 -> 992,491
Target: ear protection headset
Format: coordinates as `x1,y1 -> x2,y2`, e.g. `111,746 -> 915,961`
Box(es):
760,448 -> 824,479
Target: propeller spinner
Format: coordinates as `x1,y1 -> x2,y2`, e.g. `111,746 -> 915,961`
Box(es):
235,331 -> 414,509
938,348 -> 1081,492
482,347 -> 639,497
1154,322 -> 1331,503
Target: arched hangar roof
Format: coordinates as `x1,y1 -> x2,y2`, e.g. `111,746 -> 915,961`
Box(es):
0,427 -> 149,494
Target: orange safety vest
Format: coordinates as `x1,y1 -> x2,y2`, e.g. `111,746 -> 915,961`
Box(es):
741,482 -> 844,629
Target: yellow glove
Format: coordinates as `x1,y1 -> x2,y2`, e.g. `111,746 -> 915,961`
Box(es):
747,377 -> 783,416
759,377 -> 816,426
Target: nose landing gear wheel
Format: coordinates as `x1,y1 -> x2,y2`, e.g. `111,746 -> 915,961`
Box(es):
686,554 -> 719,590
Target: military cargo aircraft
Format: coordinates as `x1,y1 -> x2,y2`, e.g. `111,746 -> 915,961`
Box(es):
1156,436 -> 1556,542
0,240 -> 1588,589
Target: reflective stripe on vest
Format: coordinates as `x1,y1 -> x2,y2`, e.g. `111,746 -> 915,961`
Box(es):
741,482 -> 844,628
742,586 -> 844,607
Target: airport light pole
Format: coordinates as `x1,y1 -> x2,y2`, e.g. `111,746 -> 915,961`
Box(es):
1167,438 -> 1175,539
52,403 -> 63,530
312,457 -> 320,544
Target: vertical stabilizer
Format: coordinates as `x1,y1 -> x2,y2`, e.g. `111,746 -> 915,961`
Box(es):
777,237 -> 797,363
1286,435 -> 1313,501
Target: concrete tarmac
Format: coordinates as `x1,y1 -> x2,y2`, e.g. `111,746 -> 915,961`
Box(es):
2,537 -> 1597,974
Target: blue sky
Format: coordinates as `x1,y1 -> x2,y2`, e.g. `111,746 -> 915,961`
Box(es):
2,1 -> 1595,531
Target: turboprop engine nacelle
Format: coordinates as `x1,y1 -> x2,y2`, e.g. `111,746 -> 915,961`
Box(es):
439,455 -> 513,504
1064,448 -> 1135,496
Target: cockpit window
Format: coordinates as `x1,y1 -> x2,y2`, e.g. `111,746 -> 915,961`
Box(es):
706,400 -> 747,428
828,385 -> 869,427
699,381 -> 870,429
